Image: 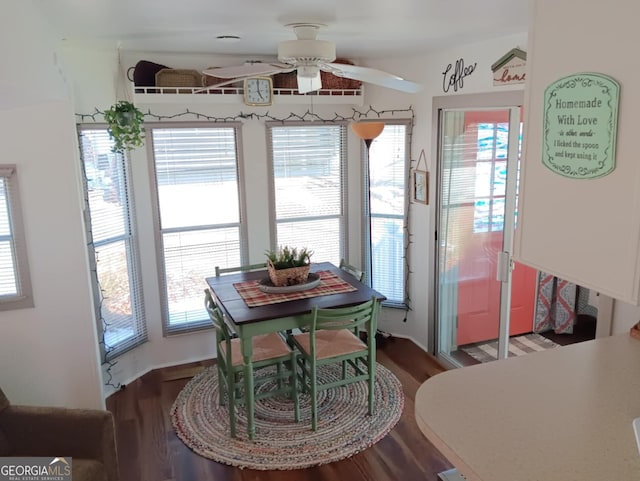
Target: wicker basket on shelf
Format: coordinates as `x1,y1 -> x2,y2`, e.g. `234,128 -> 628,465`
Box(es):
272,71 -> 298,91
267,259 -> 310,287
202,67 -> 242,93
273,59 -> 362,92
155,69 -> 202,93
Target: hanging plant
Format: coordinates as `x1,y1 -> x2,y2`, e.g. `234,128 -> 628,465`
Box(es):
103,100 -> 145,154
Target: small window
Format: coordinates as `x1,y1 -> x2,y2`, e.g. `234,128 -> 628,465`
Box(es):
0,165 -> 33,310
78,129 -> 147,358
367,122 -> 409,306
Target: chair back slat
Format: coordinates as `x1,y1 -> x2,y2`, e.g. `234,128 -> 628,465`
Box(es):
339,259 -> 364,282
311,297 -> 378,332
204,289 -> 233,340
215,263 -> 267,276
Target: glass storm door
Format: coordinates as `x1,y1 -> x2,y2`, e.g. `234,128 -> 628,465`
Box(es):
436,107 -> 537,363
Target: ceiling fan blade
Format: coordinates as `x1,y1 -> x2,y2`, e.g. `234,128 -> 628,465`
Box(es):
323,63 -> 423,93
297,70 -> 322,94
194,77 -> 245,94
203,62 -> 291,79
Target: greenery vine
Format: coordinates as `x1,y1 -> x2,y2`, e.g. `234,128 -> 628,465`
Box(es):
265,246 -> 313,269
103,100 -> 145,153
76,104 -> 416,320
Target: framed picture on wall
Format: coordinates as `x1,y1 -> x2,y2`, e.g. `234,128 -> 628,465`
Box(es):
413,169 -> 428,204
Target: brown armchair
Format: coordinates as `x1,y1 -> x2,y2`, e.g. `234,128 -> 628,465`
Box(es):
0,387 -> 119,481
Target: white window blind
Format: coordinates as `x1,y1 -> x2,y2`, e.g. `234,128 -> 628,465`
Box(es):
78,129 -> 147,358
150,125 -> 244,334
368,123 -> 408,305
268,123 -> 346,264
0,165 -> 33,310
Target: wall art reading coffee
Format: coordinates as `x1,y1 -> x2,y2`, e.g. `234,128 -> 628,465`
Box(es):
543,72 -> 619,179
442,58 -> 476,93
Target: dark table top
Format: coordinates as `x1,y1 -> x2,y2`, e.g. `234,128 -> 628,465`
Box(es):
205,262 -> 386,325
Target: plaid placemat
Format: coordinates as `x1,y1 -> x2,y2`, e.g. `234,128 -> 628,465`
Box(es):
234,270 -> 357,307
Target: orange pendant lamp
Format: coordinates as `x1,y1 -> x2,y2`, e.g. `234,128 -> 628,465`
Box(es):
351,121 -> 385,285
351,122 -> 385,148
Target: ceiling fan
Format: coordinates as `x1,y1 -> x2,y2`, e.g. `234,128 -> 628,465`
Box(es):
202,23 -> 423,94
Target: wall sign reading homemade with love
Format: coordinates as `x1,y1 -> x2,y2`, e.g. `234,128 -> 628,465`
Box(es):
542,72 -> 619,179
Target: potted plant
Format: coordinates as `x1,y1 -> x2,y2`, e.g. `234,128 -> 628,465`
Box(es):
265,246 -> 313,286
103,100 -> 145,154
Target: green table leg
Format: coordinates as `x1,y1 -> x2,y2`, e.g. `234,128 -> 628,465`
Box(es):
233,315 -> 309,440
241,335 -> 256,440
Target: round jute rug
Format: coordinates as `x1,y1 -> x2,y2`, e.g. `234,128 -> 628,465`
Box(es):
170,363 -> 404,470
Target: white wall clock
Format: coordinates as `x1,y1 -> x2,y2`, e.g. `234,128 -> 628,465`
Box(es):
243,77 -> 273,106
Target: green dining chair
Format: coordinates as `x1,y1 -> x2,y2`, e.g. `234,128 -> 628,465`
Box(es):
213,264 -> 268,338
204,289 -> 300,438
215,263 -> 267,276
339,258 -> 365,282
290,296 -> 379,431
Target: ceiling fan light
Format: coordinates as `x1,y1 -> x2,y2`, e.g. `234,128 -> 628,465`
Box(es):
298,65 -> 319,79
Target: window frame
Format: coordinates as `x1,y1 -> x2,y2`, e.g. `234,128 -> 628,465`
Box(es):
364,119 -> 411,307
77,126 -> 148,360
0,165 -> 33,311
265,121 -> 348,264
146,121 -> 248,336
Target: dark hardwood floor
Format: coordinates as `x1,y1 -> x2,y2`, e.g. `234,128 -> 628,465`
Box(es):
106,338 -> 452,481
450,315 -> 598,367
538,314 -> 597,346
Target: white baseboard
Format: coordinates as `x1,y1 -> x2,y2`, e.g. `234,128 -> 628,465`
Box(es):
382,331 -> 430,353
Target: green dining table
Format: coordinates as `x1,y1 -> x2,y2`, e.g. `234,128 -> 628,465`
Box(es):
205,261 -> 386,439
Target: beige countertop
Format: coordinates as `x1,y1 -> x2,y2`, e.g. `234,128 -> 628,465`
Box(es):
415,334 -> 640,481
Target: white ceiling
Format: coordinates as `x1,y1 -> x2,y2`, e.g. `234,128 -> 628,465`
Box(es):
34,0 -> 529,59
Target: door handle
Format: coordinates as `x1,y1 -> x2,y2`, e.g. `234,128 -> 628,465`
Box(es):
496,251 -> 511,282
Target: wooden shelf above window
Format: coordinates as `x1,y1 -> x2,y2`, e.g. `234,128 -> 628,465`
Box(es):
132,85 -> 364,105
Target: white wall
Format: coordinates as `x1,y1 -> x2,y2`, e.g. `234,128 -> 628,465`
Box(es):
0,1 -> 103,408
0,1 -> 68,110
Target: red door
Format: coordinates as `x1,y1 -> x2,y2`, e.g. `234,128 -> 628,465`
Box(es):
450,111 -> 536,346
456,231 -> 536,345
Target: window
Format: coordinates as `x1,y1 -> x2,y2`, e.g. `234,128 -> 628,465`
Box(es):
149,124 -> 245,334
78,129 -> 147,358
267,123 -> 346,264
367,122 -> 409,305
0,165 -> 33,310
473,121 -> 523,233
